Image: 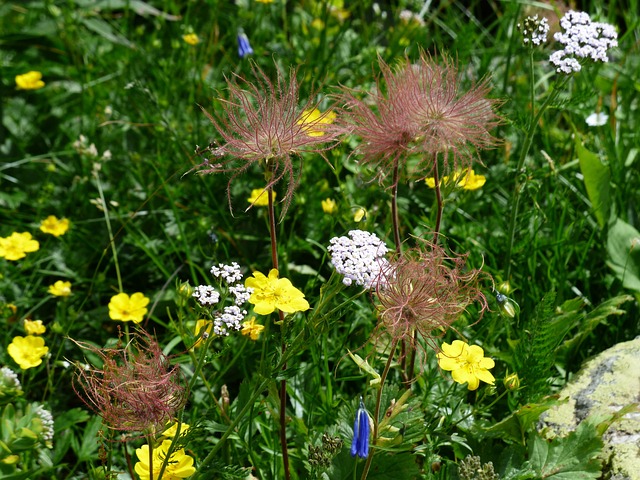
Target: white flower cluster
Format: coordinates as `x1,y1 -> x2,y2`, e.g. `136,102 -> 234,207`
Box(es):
0,366 -> 22,394
34,404 -> 54,448
211,262 -> 243,284
214,305 -> 247,336
194,262 -> 253,336
327,230 -> 390,289
192,285 -> 220,306
549,10 -> 618,74
518,15 -> 549,46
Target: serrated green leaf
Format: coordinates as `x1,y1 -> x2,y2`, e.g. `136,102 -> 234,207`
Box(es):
575,139 -> 611,228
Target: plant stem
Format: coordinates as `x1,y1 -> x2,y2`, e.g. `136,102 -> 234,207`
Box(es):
390,154 -> 402,254
267,184 -> 291,480
360,340 -> 398,480
432,157 -> 443,244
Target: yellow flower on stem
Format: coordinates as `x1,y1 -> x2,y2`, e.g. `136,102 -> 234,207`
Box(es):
108,292 -> 149,323
437,340 -> 495,391
245,269 -> 310,315
0,232 -> 40,261
8,336 -> 49,369
134,439 -> 196,480
241,316 -> 265,340
39,215 -> 70,237
24,319 -> 46,335
162,421 -> 190,439
182,33 -> 200,45
15,71 -> 45,90
247,188 -> 276,207
353,208 -> 366,222
48,280 -> 72,297
321,198 -> 337,214
297,108 -> 337,137
425,169 -> 486,191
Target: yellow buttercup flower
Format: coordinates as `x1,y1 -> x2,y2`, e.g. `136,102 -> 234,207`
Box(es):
247,188 -> 276,207
48,280 -> 72,297
24,319 -> 46,335
134,439 -> 196,480
7,335 -> 49,369
425,169 -> 486,191
0,232 -> 40,261
193,319 -> 213,348
108,292 -> 149,323
241,316 -> 265,340
437,340 -> 495,390
182,33 -> 200,45
321,198 -> 337,214
297,108 -> 336,137
162,421 -> 190,439
15,71 -> 45,90
245,269 -> 310,315
39,215 -> 70,237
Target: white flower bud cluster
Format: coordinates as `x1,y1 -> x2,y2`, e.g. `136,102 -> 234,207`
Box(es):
549,10 -> 618,74
518,15 -> 549,46
211,262 -> 243,284
34,404 -> 54,448
0,366 -> 22,394
327,230 -> 390,289
192,285 -> 220,306
214,305 -> 247,336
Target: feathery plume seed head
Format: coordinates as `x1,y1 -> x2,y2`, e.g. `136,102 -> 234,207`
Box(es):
73,332 -> 186,434
374,243 -> 488,350
338,52 -> 500,188
198,62 -> 340,216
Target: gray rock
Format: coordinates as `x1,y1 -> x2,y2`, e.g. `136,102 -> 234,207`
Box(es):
540,336 -> 640,480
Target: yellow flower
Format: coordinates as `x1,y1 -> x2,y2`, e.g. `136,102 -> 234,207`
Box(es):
425,169 -> 486,191
48,280 -> 72,297
321,198 -> 337,214
108,292 -> 149,323
0,232 -> 40,261
247,188 -> 276,207
245,269 -> 310,315
353,208 -> 366,222
182,33 -> 200,45
15,71 -> 45,90
162,421 -> 190,439
134,439 -> 196,480
24,319 -> 46,335
39,215 -> 70,237
241,317 -> 265,340
437,340 -> 495,391
297,108 -> 336,137
193,319 -> 213,348
255,0 -> 274,3
7,335 -> 49,369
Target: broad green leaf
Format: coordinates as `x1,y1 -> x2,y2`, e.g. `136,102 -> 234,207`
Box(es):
575,139 -> 611,228
79,17 -> 136,49
607,218 -> 640,292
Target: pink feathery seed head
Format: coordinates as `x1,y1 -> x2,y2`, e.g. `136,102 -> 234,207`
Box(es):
337,51 -> 501,188
197,61 -> 340,217
72,332 -> 187,435
374,243 -> 489,351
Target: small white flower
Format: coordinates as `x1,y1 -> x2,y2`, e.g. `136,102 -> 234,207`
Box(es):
585,112 -> 609,127
210,262 -> 243,284
327,230 -> 390,289
518,15 -> 549,46
192,285 -> 220,305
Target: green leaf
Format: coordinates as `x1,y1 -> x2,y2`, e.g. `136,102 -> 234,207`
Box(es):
529,418 -> 603,479
606,218 -> 640,292
79,17 -> 136,49
575,138 -> 611,228
74,416 -> 103,462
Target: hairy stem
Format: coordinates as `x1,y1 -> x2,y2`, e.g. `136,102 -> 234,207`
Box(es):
432,157 -> 443,245
267,184 -> 291,480
360,340 -> 398,480
390,155 -> 402,254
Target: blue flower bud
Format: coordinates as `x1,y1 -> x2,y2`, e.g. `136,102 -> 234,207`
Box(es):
350,397 -> 370,459
237,32 -> 254,58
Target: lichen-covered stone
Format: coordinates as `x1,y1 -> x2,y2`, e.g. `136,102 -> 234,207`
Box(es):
540,337 -> 640,480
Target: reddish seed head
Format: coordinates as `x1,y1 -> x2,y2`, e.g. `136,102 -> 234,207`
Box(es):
198,62 -> 340,216
338,52 -> 500,187
374,243 -> 488,349
73,332 -> 186,434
